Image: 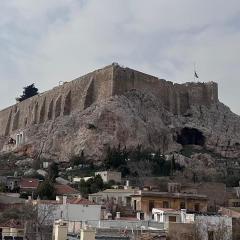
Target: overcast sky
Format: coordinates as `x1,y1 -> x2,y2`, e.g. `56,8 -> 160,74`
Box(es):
0,0 -> 240,114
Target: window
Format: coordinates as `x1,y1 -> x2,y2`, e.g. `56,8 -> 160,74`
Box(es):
169,216 -> 177,222
180,201 -> 185,209
163,201 -> 169,208
208,231 -> 214,240
118,196 -> 122,204
194,203 -> 200,212
133,200 -> 137,211
233,202 -> 240,207
149,200 -> 155,212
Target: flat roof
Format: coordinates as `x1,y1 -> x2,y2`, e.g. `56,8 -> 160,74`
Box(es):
131,191 -> 208,200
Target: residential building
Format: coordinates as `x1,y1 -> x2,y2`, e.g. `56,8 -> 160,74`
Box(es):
227,185 -> 240,207
152,208 -> 194,225
167,214 -> 233,240
220,207 -> 240,218
89,188 -> 138,206
219,207 -> 240,240
181,182 -> 227,211
0,193 -> 25,211
19,178 -> 40,196
54,184 -> 79,197
195,215 -> 232,240
72,176 -> 93,183
0,176 -> 21,192
168,222 -> 195,240
52,219 -> 68,240
0,219 -> 24,240
131,190 -> 208,220
94,171 -> 121,183
55,177 -> 70,185
34,196 -> 101,225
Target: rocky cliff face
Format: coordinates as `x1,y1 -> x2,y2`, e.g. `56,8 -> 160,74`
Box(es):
2,89 -> 239,162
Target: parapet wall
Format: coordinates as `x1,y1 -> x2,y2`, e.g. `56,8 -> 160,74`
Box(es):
0,64 -> 218,137
0,65 -> 114,136
113,65 -> 218,115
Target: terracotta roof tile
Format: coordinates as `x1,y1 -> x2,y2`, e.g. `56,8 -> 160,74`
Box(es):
0,219 -> 24,228
54,184 -> 79,195
67,198 -> 96,205
20,178 -> 40,189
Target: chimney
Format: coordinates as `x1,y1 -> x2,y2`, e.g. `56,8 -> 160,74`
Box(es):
53,219 -> 68,240
63,196 -> 67,205
180,209 -> 187,223
80,228 -> 96,240
137,212 -> 144,220
124,180 -> 130,190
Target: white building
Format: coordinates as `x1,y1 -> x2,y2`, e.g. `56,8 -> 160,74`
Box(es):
152,208 -> 194,225
89,188 -> 137,206
35,196 -> 101,226
94,171 -> 121,183
195,215 -> 232,240
72,176 -> 93,183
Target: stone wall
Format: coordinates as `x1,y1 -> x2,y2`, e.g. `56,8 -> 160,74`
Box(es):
0,64 -> 218,137
0,65 -> 114,137
112,65 -> 218,115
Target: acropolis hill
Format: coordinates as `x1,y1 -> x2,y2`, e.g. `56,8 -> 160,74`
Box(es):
0,63 -> 218,136
0,63 -> 239,162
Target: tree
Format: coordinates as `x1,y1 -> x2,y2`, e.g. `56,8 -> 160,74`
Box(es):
37,179 -> 56,200
104,145 -> 129,170
48,162 -> 59,181
0,203 -> 56,240
16,83 -> 39,102
77,175 -> 105,197
70,150 -> 86,166
0,182 -> 5,192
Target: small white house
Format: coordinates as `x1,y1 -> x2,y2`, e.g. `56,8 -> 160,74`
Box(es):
152,208 -> 195,224
72,176 -> 93,183
95,171 -> 121,183
35,196 -> 101,226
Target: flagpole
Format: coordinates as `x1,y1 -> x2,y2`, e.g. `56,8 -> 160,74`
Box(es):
194,62 -> 196,82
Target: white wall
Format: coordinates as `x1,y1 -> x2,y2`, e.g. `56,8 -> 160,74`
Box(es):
195,215 -> 232,240
38,203 -> 101,225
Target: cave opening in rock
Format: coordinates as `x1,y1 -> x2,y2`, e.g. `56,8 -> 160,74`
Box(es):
177,127 -> 205,146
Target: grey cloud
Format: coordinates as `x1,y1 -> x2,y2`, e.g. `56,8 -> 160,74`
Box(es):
0,0 -> 240,114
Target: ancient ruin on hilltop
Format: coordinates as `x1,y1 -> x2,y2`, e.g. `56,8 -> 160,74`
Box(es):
2,63 -> 232,163
0,63 -> 218,139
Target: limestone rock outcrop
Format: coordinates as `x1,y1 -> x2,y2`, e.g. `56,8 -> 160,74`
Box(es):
2,89 -> 239,162
0,64 -> 239,163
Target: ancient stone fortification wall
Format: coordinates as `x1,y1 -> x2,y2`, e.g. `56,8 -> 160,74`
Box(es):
112,65 -> 218,115
0,64 -> 218,137
0,65 -> 114,136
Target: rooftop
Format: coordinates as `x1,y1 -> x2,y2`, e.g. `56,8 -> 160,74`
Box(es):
0,219 -> 24,229
19,178 -> 40,189
54,184 -> 79,195
89,188 -> 137,196
131,190 -> 208,200
0,193 -> 26,204
36,197 -> 98,205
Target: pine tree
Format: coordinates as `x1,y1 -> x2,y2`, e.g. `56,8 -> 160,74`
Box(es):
16,83 -> 39,102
